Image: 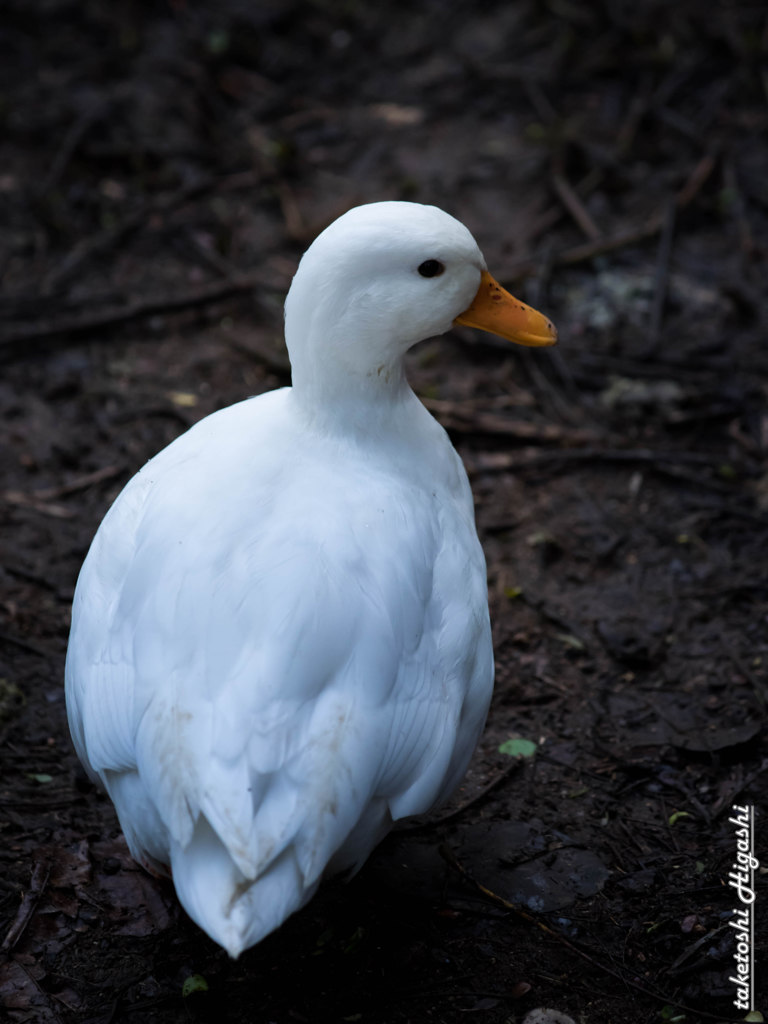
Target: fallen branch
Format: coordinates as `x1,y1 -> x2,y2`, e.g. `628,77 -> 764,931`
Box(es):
1,494 -> 73,519
3,465 -> 126,518
41,170 -> 262,294
397,758 -> 524,833
0,630 -> 55,659
422,397 -> 601,445
1,272 -> 283,355
20,464 -> 124,502
551,170 -> 602,241
1,860 -> 50,953
466,446 -> 743,495
506,152 -> 717,280
465,447 -> 757,503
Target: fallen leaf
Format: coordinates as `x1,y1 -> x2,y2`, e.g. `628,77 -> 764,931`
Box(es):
499,738 -> 537,758
182,974 -> 209,997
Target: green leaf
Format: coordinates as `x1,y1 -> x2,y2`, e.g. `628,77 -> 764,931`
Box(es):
182,974 -> 209,998
498,738 -> 537,759
668,811 -> 691,826
27,773 -> 53,784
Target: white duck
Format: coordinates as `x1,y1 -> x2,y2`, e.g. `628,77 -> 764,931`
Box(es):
65,201 -> 556,958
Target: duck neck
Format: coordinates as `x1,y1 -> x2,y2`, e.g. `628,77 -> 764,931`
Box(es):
290,353 -> 417,438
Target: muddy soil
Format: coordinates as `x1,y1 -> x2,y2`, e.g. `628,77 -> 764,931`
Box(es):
1,2 -> 766,1022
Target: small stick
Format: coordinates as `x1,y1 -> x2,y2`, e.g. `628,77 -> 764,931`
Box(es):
19,464 -> 124,502
551,171 -> 602,241
467,445 -> 726,470
398,758 -> 523,833
42,174 -> 225,293
0,630 -> 53,658
441,846 -> 741,1023
1,272 -> 284,353
505,152 -> 717,280
0,860 -> 50,953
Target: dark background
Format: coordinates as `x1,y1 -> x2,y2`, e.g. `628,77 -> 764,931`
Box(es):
1,2 -> 766,1022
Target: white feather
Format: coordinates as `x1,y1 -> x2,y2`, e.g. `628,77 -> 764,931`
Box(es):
66,202 -> 498,957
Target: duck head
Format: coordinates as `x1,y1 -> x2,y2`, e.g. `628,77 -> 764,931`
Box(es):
284,202 -> 556,408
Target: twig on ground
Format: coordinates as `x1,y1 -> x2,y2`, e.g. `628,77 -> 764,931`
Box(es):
40,171 -> 262,294
20,464 -> 124,502
551,171 -> 602,241
398,758 -> 524,833
505,152 -> 717,280
465,446 -> 746,495
440,846 -> 742,1023
2,494 -> 73,518
422,397 -> 600,445
1,860 -> 50,953
1,467 -> 123,517
0,630 -> 55,659
1,272 -> 284,354
467,445 -> 721,469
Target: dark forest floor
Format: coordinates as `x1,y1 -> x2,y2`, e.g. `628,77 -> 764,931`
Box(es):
1,2 -> 767,1022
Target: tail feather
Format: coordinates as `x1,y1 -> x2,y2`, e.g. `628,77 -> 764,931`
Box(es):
170,815 -> 317,958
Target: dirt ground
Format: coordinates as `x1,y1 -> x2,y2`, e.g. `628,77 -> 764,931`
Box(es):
1,2 -> 767,1022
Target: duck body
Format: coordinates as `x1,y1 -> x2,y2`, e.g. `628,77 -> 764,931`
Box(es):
67,385 -> 491,955
66,202 -> 556,957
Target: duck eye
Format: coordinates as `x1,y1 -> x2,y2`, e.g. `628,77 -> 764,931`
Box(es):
417,259 -> 445,278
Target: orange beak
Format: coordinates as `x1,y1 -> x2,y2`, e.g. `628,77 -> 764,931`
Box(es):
454,270 -> 557,347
